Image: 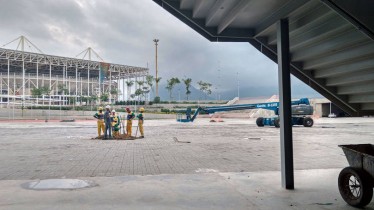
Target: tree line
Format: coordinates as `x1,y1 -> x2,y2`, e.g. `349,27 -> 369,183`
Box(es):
125,75 -> 213,101
30,75 -> 214,104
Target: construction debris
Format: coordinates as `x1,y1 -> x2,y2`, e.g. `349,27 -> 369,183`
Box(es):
91,135 -> 140,140
173,137 -> 191,143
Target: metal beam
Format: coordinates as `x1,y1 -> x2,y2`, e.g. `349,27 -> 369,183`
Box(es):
326,70 -> 374,86
249,38 -> 359,116
268,9 -> 334,45
291,29 -> 366,61
349,94 -> 374,103
315,58 -> 374,78
277,19 -> 294,190
291,22 -> 350,51
320,0 -> 374,41
338,82 -> 374,95
361,103 -> 374,110
192,0 -> 205,18
303,42 -> 374,70
179,0 -> 190,9
217,0 -> 253,34
255,0 -> 309,36
205,0 -> 225,26
153,0 -> 254,41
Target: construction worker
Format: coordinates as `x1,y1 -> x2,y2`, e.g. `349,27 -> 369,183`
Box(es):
186,107 -> 192,120
126,107 -> 135,137
137,107 -> 145,138
93,107 -> 105,137
111,110 -> 120,138
103,105 -> 112,140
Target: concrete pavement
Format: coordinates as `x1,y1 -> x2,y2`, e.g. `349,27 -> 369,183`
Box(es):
1,117 -> 374,209
0,169 -> 373,210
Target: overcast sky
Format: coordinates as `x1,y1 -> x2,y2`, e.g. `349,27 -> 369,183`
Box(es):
0,0 -> 316,98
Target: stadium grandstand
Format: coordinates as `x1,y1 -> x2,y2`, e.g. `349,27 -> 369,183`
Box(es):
0,36 -> 149,107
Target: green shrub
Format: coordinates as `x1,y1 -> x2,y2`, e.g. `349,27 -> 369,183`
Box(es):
153,96 -> 161,103
161,108 -> 170,113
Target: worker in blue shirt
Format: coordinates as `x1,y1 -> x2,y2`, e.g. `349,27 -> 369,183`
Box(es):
103,105 -> 112,140
186,107 -> 192,120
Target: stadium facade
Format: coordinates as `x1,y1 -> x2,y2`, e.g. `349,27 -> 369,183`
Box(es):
0,46 -> 149,107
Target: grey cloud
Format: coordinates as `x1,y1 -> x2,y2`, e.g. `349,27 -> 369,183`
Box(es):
0,0 -> 317,98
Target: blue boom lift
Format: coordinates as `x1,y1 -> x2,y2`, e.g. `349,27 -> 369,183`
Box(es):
177,98 -> 314,127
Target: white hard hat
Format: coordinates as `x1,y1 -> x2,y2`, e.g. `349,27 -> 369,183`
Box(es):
105,105 -> 111,109
112,109 -> 116,113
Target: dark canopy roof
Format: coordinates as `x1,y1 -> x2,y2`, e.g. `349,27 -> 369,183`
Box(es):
153,0 -> 374,116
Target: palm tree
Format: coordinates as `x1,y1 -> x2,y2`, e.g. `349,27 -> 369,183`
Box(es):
136,81 -> 145,101
197,81 -> 212,100
31,87 -> 42,99
145,75 -> 154,101
135,89 -> 143,101
125,80 -> 134,101
183,78 -> 192,100
90,95 -> 98,106
146,75 -> 154,93
57,84 -> 69,95
110,88 -> 119,103
166,77 -> 180,101
100,93 -> 109,102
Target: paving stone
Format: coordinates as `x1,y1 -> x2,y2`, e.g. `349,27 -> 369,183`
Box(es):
0,118 -> 373,180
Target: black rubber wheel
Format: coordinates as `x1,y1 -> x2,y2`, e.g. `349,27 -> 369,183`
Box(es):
256,117 -> 264,127
303,117 -> 313,127
338,167 -> 373,207
274,118 -> 280,128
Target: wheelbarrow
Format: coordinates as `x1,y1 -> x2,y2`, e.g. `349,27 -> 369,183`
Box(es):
338,144 -> 374,207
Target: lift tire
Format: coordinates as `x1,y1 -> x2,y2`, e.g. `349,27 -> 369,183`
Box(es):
338,167 -> 373,207
303,117 -> 313,127
256,117 -> 264,127
274,118 -> 280,128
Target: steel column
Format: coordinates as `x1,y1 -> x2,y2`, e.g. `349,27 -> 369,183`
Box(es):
13,73 -> 16,97
99,66 -> 101,103
123,78 -> 125,101
22,59 -> 25,99
88,65 -> 90,96
68,76 -> 71,103
109,70 -> 112,103
75,66 -> 78,99
62,66 -> 65,105
28,73 -> 30,95
118,78 -> 120,102
277,19 -> 294,190
36,62 -> 39,88
7,59 -> 10,106
80,75 -> 82,96
49,63 -> 52,106
56,75 -> 59,98
1,73 -> 3,102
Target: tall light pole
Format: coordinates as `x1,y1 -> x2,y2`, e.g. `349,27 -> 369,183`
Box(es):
153,39 -> 159,97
